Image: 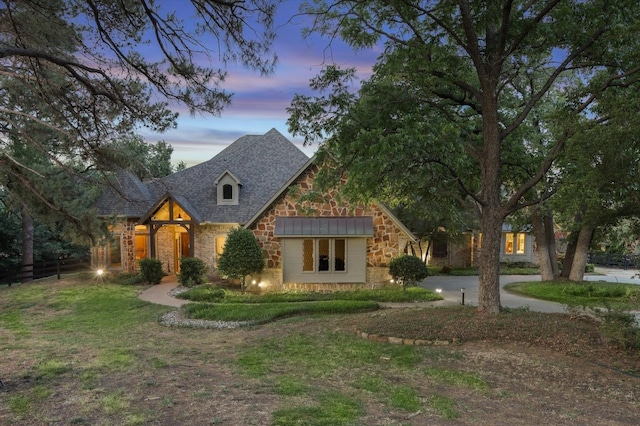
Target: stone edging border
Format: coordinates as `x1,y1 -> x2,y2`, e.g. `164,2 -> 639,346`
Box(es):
351,327 -> 458,346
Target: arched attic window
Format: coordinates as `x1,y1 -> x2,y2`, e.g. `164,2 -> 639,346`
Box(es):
215,170 -> 242,205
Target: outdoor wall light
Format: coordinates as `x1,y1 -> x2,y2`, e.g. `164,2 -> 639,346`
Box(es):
252,279 -> 257,285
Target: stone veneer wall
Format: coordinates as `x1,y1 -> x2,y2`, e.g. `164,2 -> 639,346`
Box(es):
194,223 -> 237,274
156,226 -> 175,274
120,221 -> 137,273
250,165 -> 410,291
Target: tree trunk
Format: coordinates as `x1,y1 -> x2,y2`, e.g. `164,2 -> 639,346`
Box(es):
21,210 -> 34,283
561,232 -> 578,278
544,212 -> 559,277
569,226 -> 594,282
477,210 -> 504,314
532,211 -> 554,281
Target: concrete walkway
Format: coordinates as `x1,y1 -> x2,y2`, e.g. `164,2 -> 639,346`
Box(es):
139,267 -> 640,313
138,275 -> 187,307
419,267 -> 640,314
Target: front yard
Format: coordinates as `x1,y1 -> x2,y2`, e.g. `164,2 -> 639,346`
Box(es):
1,275 -> 638,425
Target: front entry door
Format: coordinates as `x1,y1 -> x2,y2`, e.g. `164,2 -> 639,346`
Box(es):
174,230 -> 191,272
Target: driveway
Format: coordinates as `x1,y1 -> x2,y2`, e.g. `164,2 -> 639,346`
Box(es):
418,267 -> 640,313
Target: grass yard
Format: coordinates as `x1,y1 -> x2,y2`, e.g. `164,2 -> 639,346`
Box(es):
1,275 -> 639,425
504,280 -> 640,309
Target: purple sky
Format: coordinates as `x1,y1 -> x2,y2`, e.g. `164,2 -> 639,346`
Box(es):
139,2 -> 381,166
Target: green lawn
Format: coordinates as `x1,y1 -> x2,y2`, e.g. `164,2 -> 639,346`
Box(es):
504,280 -> 640,309
178,285 -> 442,323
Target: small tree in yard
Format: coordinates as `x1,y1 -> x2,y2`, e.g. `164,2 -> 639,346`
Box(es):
389,255 -> 428,291
217,228 -> 265,294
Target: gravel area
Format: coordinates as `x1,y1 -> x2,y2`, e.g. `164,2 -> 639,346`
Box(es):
159,310 -> 251,329
162,286 -> 252,329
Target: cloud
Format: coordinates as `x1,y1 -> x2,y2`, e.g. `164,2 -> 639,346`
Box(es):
141,1 -> 379,166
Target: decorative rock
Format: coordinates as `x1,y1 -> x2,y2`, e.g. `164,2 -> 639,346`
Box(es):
159,310 -> 250,329
388,336 -> 404,345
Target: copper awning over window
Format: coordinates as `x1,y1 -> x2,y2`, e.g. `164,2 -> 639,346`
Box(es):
274,217 -> 374,237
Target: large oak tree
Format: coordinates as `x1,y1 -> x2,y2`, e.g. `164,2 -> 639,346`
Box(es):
289,0 -> 640,313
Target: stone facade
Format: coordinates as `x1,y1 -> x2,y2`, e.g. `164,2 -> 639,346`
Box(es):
120,222 -> 136,273
249,165 -> 412,291
95,166 -> 414,293
194,223 -> 237,273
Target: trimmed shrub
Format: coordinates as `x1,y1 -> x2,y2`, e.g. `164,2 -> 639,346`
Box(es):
139,258 -> 164,285
389,255 -> 429,289
217,228 -> 265,293
585,263 -> 595,273
178,257 -> 208,287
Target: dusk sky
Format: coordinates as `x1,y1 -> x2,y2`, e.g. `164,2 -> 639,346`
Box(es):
140,1 -> 382,166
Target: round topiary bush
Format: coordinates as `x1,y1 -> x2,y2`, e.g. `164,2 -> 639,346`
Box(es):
178,257 -> 208,287
138,258 -> 164,285
389,255 -> 429,289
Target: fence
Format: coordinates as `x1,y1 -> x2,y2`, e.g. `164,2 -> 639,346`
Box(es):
0,258 -> 91,286
587,252 -> 640,270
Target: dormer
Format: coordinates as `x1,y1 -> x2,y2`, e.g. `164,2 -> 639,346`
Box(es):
214,170 -> 242,205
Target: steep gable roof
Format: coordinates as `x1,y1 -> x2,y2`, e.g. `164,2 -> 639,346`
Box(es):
244,158 -> 418,242
94,129 -> 309,224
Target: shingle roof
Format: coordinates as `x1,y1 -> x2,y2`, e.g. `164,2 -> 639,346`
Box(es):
93,170 -> 154,218
94,129 -> 310,224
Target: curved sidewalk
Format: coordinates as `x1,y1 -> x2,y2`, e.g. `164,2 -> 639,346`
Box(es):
138,275 -> 187,307
139,267 -> 639,313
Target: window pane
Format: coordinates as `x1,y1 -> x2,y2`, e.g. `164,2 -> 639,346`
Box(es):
135,235 -> 148,260
215,236 -> 227,264
318,239 -> 330,271
505,233 -> 514,254
516,233 -> 526,254
109,236 -> 122,268
432,239 -> 447,257
334,239 -> 346,271
223,184 -> 233,200
303,239 -> 314,272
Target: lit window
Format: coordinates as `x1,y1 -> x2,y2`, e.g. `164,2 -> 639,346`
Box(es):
215,235 -> 227,264
516,233 -> 526,254
505,233 -> 514,254
505,233 -> 526,255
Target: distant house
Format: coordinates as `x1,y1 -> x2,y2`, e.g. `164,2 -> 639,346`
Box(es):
426,225 -> 536,268
93,129 -> 416,291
